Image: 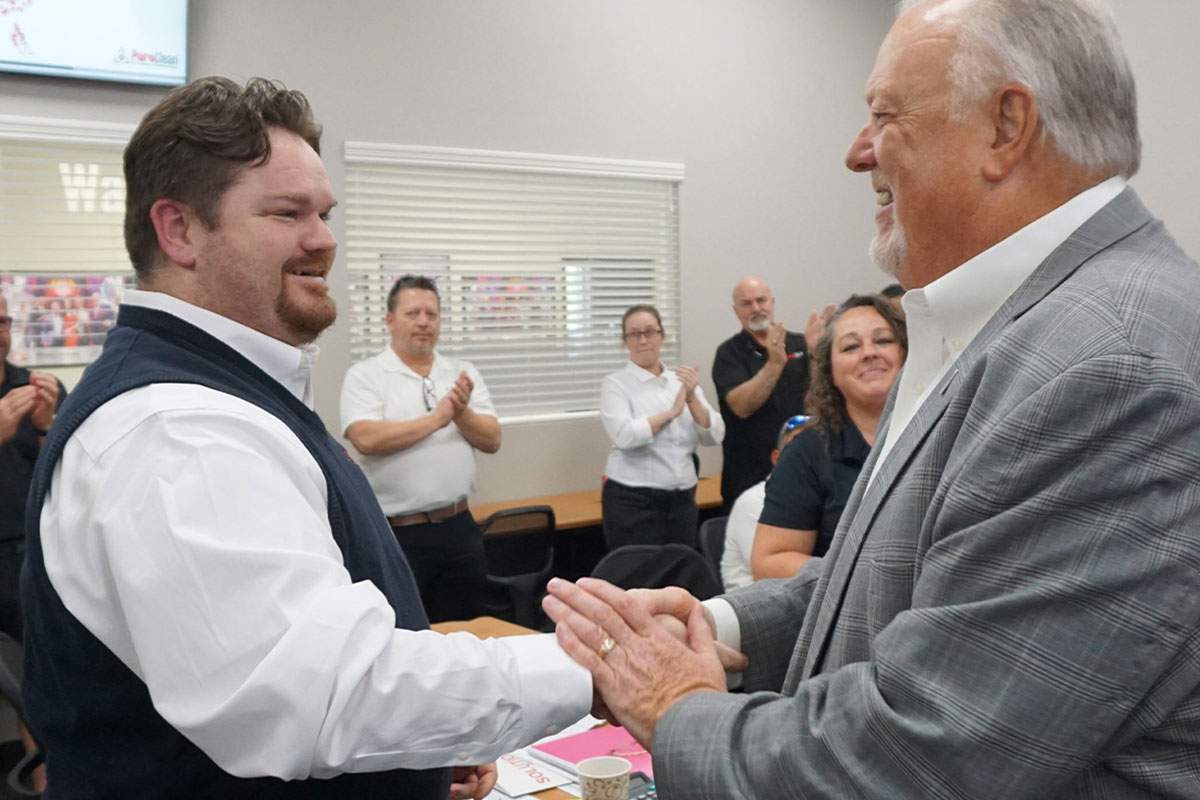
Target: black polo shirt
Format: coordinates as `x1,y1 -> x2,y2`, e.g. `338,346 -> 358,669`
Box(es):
712,328 -> 809,508
0,362 -> 66,543
758,422 -> 870,557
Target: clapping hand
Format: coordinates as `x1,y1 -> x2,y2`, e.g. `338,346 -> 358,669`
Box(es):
433,372 -> 474,425
764,322 -> 788,366
805,304 -> 835,354
668,384 -> 688,418
28,372 -> 59,433
674,365 -> 700,397
0,385 -> 37,444
449,371 -> 474,417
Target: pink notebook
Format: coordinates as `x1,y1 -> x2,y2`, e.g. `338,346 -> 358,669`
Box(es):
530,725 -> 654,778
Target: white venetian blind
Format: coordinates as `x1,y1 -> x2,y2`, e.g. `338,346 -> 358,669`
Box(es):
344,143 -> 684,422
0,116 -> 134,274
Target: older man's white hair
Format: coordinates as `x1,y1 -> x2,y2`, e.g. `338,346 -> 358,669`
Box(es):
898,0 -> 1140,178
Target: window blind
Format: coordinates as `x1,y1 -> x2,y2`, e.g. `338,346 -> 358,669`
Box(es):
0,117 -> 135,368
344,144 -> 684,422
0,121 -> 132,274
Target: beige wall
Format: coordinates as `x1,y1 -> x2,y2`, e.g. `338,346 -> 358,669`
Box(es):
1,0 -> 1196,503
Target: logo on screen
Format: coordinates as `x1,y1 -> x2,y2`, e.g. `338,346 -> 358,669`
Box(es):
113,47 -> 179,67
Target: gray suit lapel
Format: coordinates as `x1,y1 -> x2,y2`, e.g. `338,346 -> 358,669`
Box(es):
790,186 -> 1154,687
793,367 -> 961,684
1001,187 -> 1153,320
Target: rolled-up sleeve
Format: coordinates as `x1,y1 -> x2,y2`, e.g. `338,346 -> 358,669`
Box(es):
691,385 -> 724,445
599,373 -> 653,449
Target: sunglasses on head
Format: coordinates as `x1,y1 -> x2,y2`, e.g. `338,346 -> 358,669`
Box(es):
421,377 -> 437,411
783,414 -> 810,432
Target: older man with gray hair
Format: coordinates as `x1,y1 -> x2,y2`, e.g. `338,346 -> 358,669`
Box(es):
542,1 -> 1200,797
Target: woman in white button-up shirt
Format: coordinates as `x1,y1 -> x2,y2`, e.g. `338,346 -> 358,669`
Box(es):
599,304 -> 724,550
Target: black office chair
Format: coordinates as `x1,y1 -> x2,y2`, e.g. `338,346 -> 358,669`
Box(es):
0,634 -> 42,797
697,515 -> 729,590
480,506 -> 557,630
590,544 -> 722,600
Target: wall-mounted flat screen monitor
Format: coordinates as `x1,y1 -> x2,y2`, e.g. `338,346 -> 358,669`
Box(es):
0,0 -> 188,87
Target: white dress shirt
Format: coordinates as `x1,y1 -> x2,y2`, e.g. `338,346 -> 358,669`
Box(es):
720,480 -> 765,591
872,176 -> 1128,476
707,176 -> 1128,652
340,348 -> 495,514
600,360 -> 725,490
41,290 -> 590,780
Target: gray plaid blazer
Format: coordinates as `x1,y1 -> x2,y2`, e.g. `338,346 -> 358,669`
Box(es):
653,188 -> 1200,799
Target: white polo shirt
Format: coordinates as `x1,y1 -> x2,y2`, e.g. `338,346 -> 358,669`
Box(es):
339,347 -> 496,515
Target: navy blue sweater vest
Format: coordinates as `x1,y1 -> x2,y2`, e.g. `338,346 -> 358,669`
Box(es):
21,306 -> 448,799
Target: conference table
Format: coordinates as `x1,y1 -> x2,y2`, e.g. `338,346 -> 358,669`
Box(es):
473,474 -> 722,530
431,616 -> 582,800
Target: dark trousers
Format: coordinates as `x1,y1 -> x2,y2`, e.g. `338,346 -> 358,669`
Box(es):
601,479 -> 699,551
391,511 -> 486,624
0,539 -> 23,640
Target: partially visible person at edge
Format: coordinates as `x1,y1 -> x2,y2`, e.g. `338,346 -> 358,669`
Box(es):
752,294 -> 906,579
719,414 -> 806,591
0,290 -> 62,794
879,282 -> 905,313
340,274 -> 500,624
543,0 -> 1200,797
711,277 -> 808,514
0,292 -> 64,638
600,304 -> 724,551
21,76 -> 589,799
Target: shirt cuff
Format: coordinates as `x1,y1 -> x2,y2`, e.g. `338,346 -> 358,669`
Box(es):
703,598 -> 741,654
505,634 -> 594,741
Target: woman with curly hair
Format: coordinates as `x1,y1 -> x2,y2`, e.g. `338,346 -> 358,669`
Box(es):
750,293 -> 906,579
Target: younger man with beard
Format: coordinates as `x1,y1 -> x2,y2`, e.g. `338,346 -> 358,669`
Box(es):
20,77 -> 588,799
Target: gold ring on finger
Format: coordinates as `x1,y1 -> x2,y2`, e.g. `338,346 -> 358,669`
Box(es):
598,636 -> 616,660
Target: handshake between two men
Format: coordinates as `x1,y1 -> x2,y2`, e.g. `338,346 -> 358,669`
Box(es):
542,578 -> 748,749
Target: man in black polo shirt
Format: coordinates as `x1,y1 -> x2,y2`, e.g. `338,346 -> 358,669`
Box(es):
0,291 -> 64,639
712,277 -> 809,513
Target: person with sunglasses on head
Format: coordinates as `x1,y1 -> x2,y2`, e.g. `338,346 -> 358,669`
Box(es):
751,294 -> 906,580
340,274 -> 501,623
599,304 -> 724,551
719,413 -> 807,591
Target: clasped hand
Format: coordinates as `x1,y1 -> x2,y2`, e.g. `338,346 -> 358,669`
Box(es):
433,371 -> 474,424
448,762 -> 497,800
0,372 -> 58,444
542,579 -> 747,749
663,365 -> 700,420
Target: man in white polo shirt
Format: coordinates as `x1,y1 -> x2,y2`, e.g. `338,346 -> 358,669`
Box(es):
340,274 -> 501,622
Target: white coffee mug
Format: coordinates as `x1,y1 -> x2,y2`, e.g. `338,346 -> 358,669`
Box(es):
577,755 -> 631,800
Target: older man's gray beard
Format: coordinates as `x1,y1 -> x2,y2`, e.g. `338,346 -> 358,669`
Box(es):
870,223 -> 907,277
747,315 -> 771,333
